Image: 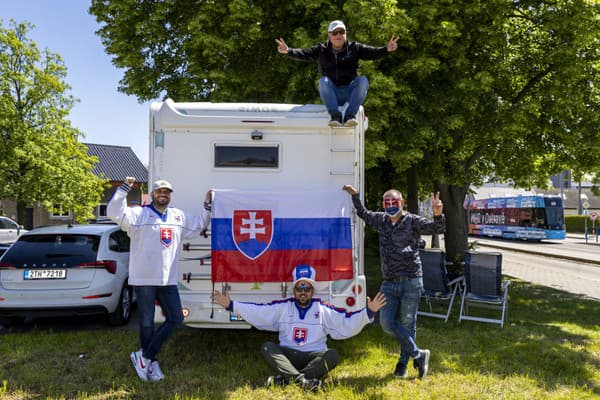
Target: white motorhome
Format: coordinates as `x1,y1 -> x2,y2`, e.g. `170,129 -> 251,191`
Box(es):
149,99 -> 367,328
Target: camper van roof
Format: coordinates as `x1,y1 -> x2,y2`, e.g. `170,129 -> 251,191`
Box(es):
153,99 -> 327,116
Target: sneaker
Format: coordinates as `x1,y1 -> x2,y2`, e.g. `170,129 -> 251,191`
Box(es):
329,113 -> 343,127
413,349 -> 430,379
300,377 -> 322,391
343,114 -> 358,127
393,360 -> 408,378
266,375 -> 289,386
148,360 -> 165,382
130,350 -> 150,382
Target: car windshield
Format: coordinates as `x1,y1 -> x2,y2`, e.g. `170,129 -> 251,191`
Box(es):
1,234 -> 101,267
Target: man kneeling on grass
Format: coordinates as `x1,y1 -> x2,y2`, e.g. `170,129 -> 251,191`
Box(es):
213,265 -> 386,391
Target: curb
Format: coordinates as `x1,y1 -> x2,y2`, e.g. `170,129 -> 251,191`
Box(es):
475,242 -> 600,266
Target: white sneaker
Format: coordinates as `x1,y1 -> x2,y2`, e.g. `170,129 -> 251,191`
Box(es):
130,349 -> 150,381
148,360 -> 165,382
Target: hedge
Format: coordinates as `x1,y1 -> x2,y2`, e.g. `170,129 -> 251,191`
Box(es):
565,214 -> 600,233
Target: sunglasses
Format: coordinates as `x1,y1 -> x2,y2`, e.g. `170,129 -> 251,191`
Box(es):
331,30 -> 346,36
294,286 -> 313,293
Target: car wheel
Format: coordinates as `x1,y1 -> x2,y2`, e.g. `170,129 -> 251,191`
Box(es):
108,282 -> 132,326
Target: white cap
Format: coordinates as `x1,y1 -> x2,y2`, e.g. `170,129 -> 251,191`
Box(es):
292,265 -> 316,286
328,20 -> 346,33
152,179 -> 173,192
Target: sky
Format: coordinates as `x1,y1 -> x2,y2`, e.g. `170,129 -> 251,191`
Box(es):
0,1 -> 151,165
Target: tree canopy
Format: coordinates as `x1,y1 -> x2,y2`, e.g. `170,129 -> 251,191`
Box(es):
90,0 -> 600,259
0,21 -> 106,223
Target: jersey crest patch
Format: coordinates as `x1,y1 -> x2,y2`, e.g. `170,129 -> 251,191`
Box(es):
160,227 -> 174,247
293,327 -> 308,345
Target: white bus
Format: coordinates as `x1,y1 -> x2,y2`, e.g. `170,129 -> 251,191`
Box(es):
149,99 -> 367,328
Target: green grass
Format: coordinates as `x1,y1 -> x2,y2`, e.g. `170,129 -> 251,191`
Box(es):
0,249 -> 598,399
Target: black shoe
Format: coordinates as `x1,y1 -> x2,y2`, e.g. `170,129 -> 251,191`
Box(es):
413,349 -> 430,379
266,375 -> 289,386
329,112 -> 343,127
300,377 -> 322,391
343,114 -> 358,127
393,360 -> 408,378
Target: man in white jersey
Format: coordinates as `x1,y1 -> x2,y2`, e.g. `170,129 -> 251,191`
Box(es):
107,177 -> 211,382
213,265 -> 386,391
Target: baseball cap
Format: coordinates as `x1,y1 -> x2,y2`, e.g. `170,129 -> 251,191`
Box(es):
152,179 -> 173,192
328,20 -> 346,33
292,265 -> 316,286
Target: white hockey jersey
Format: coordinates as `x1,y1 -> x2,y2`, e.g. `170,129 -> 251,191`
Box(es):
107,184 -> 211,286
232,298 -> 374,352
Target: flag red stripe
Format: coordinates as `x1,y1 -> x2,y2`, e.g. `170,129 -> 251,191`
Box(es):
211,249 -> 353,282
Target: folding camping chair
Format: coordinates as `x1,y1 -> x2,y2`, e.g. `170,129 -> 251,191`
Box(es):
459,251 -> 510,328
418,248 -> 464,322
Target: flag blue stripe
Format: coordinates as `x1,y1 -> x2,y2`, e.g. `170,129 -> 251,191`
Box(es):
211,218 -> 352,250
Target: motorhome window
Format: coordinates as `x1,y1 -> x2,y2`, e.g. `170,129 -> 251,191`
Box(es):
214,145 -> 279,168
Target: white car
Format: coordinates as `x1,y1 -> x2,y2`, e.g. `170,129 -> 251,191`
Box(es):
0,216 -> 27,245
0,222 -> 133,325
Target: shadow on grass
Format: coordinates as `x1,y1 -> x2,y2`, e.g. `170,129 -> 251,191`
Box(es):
406,279 -> 599,396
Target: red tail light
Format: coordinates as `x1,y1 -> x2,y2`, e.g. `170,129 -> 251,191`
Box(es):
77,260 -> 117,274
346,296 -> 356,307
0,262 -> 15,269
82,293 -> 112,299
352,284 -> 363,295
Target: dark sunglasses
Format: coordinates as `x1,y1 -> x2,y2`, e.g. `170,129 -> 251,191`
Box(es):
331,30 -> 346,36
294,286 -> 313,293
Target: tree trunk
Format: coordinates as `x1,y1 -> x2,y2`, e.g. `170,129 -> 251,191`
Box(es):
16,200 -> 27,226
437,183 -> 469,262
406,165 -> 418,214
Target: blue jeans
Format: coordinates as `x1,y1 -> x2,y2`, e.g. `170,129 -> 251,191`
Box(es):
135,285 -> 184,360
379,278 -> 423,364
318,76 -> 369,118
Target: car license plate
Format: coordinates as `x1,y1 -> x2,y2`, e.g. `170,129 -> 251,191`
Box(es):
24,269 -> 67,280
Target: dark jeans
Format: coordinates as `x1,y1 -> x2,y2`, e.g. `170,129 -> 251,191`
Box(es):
135,285 -> 184,360
379,278 -> 423,364
261,341 -> 339,380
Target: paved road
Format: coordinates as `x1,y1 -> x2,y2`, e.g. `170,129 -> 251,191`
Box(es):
492,250 -> 600,301
469,234 -> 600,300
472,234 -> 600,265
423,234 -> 600,300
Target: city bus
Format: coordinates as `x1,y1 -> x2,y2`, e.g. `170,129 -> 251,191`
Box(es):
468,195 -> 565,240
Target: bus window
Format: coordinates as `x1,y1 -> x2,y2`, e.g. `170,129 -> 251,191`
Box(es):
544,198 -> 564,229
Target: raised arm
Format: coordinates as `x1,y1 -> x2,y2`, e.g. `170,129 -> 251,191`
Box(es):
106,176 -> 136,230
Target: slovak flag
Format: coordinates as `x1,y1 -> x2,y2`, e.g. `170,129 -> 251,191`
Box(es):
211,189 -> 353,282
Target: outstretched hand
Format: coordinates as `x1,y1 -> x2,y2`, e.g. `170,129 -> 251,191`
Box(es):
212,289 -> 231,309
387,36 -> 399,52
367,292 -> 387,312
432,191 -> 443,216
275,38 -> 289,54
